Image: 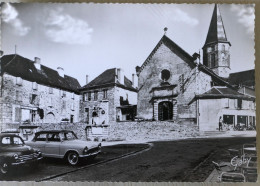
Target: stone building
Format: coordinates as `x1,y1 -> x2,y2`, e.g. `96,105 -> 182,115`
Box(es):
0,54 -> 81,132
135,4 -> 255,131
79,68 -> 137,125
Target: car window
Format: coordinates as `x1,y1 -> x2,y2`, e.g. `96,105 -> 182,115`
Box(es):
61,132 -> 77,140
13,136 -> 24,145
35,133 -> 47,141
2,137 -> 11,145
48,133 -> 61,142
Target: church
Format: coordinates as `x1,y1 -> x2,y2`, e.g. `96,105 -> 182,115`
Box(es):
135,4 -> 255,131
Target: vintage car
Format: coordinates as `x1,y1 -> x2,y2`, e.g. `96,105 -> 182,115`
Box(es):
0,133 -> 43,175
26,130 -> 101,165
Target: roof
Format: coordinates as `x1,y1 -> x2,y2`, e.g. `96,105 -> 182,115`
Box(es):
198,63 -> 234,88
203,4 -> 230,48
229,69 -> 255,88
80,68 -> 137,92
137,35 -> 196,75
190,86 -> 255,103
0,54 -> 81,93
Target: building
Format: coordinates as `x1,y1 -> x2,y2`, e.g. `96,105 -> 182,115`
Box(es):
79,68 -> 138,125
135,4 -> 255,131
0,54 -> 81,132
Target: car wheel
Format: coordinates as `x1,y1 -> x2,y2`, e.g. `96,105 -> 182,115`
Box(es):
0,162 -> 9,175
67,152 -> 79,165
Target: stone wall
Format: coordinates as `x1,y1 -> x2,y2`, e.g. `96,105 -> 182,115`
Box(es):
108,121 -> 200,141
137,43 -> 193,120
0,73 -> 80,131
4,122 -> 87,140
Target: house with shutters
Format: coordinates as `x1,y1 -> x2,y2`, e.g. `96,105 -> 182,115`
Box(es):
0,54 -> 81,132
79,68 -> 138,125
135,4 -> 255,131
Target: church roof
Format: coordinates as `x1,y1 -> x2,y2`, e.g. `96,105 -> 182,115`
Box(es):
80,68 -> 137,92
137,35 -> 196,75
0,54 -> 81,93
229,69 -> 255,88
203,4 -> 230,48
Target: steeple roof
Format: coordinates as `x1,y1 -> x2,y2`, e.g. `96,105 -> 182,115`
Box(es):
203,4 -> 230,47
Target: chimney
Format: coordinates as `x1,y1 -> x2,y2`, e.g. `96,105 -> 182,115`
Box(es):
34,57 -> 41,70
135,66 -> 141,76
132,74 -> 135,87
57,67 -> 64,77
116,68 -> 121,83
86,75 -> 89,84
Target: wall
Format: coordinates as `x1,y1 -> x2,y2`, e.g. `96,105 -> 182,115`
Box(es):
198,98 -> 256,131
5,122 -> 87,140
137,43 -> 193,120
109,121 -> 199,141
0,73 -> 80,132
80,86 -> 115,124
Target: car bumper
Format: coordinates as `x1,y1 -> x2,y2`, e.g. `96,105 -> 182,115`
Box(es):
79,149 -> 101,158
11,156 -> 43,166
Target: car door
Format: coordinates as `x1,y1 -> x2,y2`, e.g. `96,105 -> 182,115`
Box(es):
44,133 -> 61,158
29,133 -> 47,154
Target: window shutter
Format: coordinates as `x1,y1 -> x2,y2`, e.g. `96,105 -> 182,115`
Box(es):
15,107 -> 21,122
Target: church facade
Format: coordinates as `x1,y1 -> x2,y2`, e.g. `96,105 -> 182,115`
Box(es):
136,4 -> 255,131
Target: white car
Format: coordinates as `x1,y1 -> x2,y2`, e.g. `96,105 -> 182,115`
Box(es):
26,130 -> 101,165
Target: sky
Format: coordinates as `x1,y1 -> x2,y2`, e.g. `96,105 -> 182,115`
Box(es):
1,3 -> 255,86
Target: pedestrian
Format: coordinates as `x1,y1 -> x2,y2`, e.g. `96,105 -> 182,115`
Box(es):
219,116 -> 223,131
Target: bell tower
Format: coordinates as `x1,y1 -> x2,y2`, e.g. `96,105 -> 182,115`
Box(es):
202,4 -> 231,78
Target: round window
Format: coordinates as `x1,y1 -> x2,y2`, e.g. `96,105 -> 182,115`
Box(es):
161,69 -> 170,81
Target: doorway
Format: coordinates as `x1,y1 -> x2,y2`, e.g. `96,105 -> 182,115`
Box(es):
158,101 -> 173,121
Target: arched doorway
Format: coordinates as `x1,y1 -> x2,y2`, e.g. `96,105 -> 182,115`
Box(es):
45,112 -> 55,123
158,101 -> 173,121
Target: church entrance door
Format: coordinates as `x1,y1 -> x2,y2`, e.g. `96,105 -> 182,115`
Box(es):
158,101 -> 173,121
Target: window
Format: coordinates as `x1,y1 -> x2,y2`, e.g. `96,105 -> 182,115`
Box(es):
31,110 -> 36,123
16,91 -> 22,102
30,94 -> 38,105
62,91 -> 66,98
103,89 -> 108,99
16,77 -> 23,86
179,74 -> 185,93
49,97 -> 54,107
62,100 -> 66,110
47,134 -> 60,142
161,69 -> 170,82
237,99 -> 242,109
34,133 -> 47,141
14,107 -> 21,122
94,91 -> 98,100
71,102 -> 75,111
223,98 -> 229,108
207,47 -> 212,53
210,53 -> 215,68
71,93 -> 75,100
49,87 -> 53,94
88,92 -> 91,101
32,82 -> 38,90
221,44 -> 225,51
223,115 -> 235,125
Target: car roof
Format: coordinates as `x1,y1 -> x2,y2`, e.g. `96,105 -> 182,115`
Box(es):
0,133 -> 20,137
35,130 -> 74,134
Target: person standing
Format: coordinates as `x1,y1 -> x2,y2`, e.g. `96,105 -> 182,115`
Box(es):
219,116 -> 223,131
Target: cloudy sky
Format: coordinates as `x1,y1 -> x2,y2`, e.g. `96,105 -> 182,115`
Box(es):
1,3 -> 255,86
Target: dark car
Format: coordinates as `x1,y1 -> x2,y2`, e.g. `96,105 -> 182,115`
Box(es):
0,133 -> 43,175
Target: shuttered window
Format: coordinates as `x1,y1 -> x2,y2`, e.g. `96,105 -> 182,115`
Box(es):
15,107 -> 21,122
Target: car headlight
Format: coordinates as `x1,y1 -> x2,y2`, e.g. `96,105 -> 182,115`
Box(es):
83,147 -> 88,154
13,154 -> 19,160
